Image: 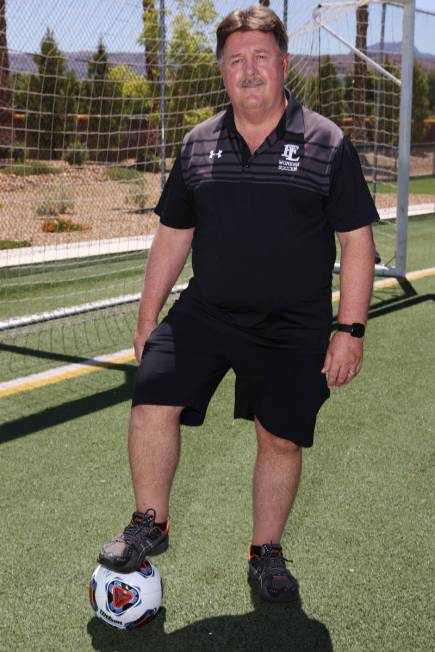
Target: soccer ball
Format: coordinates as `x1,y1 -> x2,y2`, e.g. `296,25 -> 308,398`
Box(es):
89,561 -> 163,630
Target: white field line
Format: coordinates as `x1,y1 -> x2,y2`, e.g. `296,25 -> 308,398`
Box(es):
1,265 -> 435,399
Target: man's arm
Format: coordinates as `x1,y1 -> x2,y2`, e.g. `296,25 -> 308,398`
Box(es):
322,224 -> 375,387
134,223 -> 195,361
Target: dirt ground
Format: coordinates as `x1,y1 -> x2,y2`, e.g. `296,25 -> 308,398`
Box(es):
0,161 -> 161,246
0,158 -> 433,247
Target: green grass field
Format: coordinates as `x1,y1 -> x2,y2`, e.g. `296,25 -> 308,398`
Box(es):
1,215 -> 434,651
369,176 -> 435,194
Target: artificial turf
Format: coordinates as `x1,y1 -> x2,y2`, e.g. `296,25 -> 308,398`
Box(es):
1,273 -> 434,650
369,176 -> 435,195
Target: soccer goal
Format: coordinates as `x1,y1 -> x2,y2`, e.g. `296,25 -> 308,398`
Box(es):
0,0 -> 431,374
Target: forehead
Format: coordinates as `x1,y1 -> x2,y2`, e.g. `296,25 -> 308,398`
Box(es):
223,30 -> 280,56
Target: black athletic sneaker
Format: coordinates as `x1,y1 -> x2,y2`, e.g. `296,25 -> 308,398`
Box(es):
98,508 -> 169,573
248,544 -> 299,603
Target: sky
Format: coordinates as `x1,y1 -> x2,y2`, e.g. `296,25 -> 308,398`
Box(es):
5,0 -> 435,57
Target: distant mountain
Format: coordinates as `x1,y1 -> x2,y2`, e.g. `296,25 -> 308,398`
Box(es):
8,42 -> 435,80
9,51 -> 146,79
369,41 -> 435,61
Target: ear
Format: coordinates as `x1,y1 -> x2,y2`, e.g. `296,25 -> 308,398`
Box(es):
282,52 -> 290,79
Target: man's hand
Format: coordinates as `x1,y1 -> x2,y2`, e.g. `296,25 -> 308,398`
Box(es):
322,331 -> 364,387
134,320 -> 158,363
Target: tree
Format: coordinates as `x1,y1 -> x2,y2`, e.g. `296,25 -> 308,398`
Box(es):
353,5 -> 369,141
318,56 -> 344,124
166,0 -> 221,153
108,64 -> 152,117
30,29 -> 77,158
138,0 -> 221,158
0,0 -> 13,155
286,62 -> 305,101
428,70 -> 435,114
84,39 -> 125,160
88,38 -> 109,81
373,56 -> 401,147
412,61 -> 430,142
142,0 -> 159,83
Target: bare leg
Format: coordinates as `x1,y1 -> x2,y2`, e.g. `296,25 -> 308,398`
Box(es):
128,404 -> 184,523
252,417 -> 302,545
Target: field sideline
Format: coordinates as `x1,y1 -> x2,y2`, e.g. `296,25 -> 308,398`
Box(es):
1,217 -> 434,651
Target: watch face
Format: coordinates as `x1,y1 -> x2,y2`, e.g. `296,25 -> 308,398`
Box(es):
352,323 -> 365,338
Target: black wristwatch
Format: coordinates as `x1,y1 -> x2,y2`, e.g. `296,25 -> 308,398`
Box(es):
337,322 -> 366,338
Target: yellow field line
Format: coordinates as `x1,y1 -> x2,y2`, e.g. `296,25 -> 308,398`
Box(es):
1,265 -> 435,399
0,351 -> 135,398
332,265 -> 435,303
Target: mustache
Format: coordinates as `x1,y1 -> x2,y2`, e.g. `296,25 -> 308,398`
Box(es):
238,78 -> 264,88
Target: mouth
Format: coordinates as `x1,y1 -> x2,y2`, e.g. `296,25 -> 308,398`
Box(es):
239,79 -> 264,88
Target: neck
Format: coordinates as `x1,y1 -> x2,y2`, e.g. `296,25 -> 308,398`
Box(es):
233,92 -> 287,143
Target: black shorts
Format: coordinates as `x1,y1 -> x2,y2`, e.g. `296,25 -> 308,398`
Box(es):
132,310 -> 330,447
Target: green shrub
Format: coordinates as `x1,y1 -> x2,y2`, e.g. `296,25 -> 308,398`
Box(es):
125,182 -> 149,211
136,149 -> 162,174
62,140 -> 89,166
35,184 -> 75,216
105,166 -> 142,182
0,239 -> 32,249
11,142 -> 28,163
0,162 -> 62,176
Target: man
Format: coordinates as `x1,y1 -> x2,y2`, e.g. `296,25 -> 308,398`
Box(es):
98,6 -> 378,603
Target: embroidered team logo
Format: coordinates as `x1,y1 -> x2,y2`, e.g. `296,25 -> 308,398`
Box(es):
278,144 -> 300,172
209,149 -> 222,159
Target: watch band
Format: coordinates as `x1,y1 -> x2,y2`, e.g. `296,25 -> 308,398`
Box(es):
337,322 -> 366,338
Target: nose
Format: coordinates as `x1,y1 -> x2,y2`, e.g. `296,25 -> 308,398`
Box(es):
243,54 -> 258,77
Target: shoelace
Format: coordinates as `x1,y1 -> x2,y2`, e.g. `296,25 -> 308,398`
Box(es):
261,544 -> 292,571
119,508 -> 156,545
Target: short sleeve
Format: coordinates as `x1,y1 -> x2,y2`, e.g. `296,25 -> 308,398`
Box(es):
155,155 -> 196,228
325,136 -> 380,232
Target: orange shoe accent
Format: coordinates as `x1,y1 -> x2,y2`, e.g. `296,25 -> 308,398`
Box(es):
248,546 -> 261,561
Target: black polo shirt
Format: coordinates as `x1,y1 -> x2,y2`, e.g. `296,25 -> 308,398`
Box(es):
155,91 -> 379,351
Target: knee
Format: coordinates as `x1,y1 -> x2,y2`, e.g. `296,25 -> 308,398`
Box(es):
130,404 -> 184,429
256,419 -> 300,456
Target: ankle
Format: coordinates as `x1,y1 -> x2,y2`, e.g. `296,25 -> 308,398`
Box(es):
249,542 -> 281,558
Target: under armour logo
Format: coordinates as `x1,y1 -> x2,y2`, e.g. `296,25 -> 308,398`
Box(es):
281,144 -> 300,162
209,149 -> 223,159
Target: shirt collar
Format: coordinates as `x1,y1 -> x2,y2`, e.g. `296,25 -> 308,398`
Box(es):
213,88 -> 305,142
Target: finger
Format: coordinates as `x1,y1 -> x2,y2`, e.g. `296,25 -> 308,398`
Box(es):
336,364 -> 353,386
326,362 -> 340,387
322,350 -> 332,374
343,368 -> 356,384
134,342 -> 144,363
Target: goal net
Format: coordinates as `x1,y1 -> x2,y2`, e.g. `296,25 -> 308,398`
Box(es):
0,0 -> 429,379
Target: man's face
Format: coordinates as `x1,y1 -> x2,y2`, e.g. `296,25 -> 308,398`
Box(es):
220,30 -> 289,114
